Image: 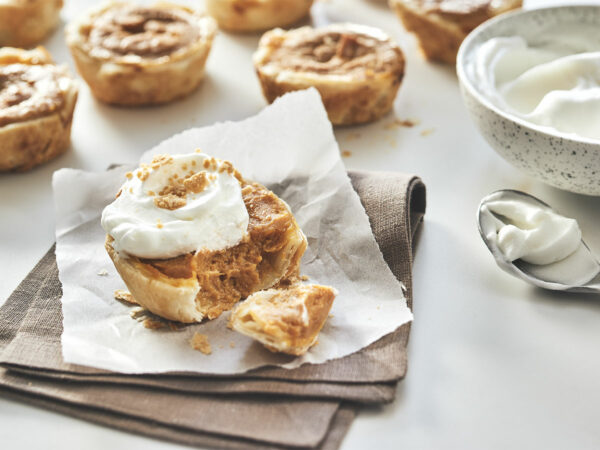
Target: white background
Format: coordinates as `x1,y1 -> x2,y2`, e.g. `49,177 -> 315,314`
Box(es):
1,0 -> 600,449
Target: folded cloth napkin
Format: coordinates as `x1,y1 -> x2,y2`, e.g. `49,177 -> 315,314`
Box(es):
0,170 -> 426,449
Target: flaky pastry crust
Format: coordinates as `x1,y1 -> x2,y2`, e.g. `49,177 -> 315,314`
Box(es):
390,0 -> 522,64
0,47 -> 78,172
105,179 -> 307,323
229,284 -> 336,356
66,2 -> 217,106
254,24 -> 405,125
0,0 -> 63,48
206,0 -> 313,32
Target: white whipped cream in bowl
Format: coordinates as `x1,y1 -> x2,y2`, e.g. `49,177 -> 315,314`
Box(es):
457,5 -> 600,195
101,152 -> 249,259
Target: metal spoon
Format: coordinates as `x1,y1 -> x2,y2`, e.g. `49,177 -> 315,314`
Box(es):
477,189 -> 600,293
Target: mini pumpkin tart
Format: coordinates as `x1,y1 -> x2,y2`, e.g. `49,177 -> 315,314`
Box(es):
389,0 -> 522,64
254,24 -> 405,126
229,284 -> 336,356
0,47 -> 78,172
65,2 -> 217,106
0,0 -> 63,48
102,152 -> 308,323
205,0 -> 313,33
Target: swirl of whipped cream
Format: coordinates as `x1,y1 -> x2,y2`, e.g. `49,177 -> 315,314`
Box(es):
101,153 -> 249,259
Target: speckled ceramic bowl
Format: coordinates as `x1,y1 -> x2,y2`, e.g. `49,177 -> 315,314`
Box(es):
457,5 -> 600,196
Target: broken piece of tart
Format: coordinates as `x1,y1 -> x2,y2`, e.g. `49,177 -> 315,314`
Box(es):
254,24 -> 405,125
102,152 -> 307,323
390,0 -> 522,64
230,284 -> 336,356
0,47 -> 78,172
66,2 -> 217,106
206,0 -> 313,32
0,0 -> 63,48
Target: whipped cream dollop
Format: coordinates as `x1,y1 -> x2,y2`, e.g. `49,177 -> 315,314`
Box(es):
486,199 -> 581,265
469,24 -> 600,141
101,153 -> 249,259
481,192 -> 600,286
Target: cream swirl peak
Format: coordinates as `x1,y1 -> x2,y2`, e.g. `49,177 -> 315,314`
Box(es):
101,153 -> 250,259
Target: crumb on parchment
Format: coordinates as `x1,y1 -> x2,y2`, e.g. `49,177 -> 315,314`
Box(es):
127,306 -> 185,331
142,318 -> 165,330
344,132 -> 361,141
190,332 -> 212,355
384,118 -> 420,130
114,289 -> 138,305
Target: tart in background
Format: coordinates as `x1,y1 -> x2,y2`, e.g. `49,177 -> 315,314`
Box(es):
0,0 -> 63,48
206,0 -> 313,32
254,24 -> 405,126
66,2 -> 217,106
0,47 -> 78,172
389,0 -> 522,64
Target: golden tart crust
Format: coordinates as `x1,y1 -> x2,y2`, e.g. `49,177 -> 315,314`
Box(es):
0,47 -> 78,172
66,2 -> 217,106
254,24 -> 405,126
0,0 -> 63,48
229,284 -> 336,356
206,0 -> 313,32
105,177 -> 307,324
390,0 -> 522,64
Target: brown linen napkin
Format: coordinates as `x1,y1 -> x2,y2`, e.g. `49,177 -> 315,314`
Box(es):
0,170 -> 426,449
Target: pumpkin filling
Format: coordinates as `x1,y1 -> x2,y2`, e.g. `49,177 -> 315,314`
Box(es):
263,27 -> 404,76
135,182 -> 297,319
87,5 -> 200,59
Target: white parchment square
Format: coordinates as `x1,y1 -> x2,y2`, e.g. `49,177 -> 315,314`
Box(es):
54,89 -> 412,374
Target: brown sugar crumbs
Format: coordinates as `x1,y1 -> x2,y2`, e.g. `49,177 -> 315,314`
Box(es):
154,193 -> 187,210
150,154 -> 174,169
341,150 -> 352,158
152,172 -> 204,210
183,171 -> 209,194
190,332 -> 212,355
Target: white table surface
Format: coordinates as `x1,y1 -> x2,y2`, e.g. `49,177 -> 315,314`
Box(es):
1,0 -> 600,449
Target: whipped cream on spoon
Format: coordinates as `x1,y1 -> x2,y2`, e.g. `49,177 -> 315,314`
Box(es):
477,190 -> 600,293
